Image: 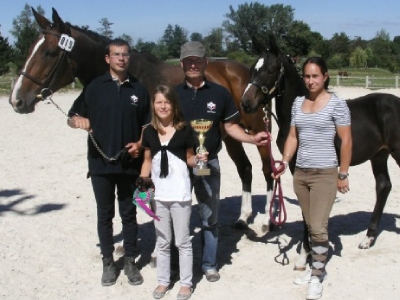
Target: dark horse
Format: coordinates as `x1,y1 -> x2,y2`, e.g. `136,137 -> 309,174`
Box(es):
241,34 -> 400,270
9,7 -> 275,230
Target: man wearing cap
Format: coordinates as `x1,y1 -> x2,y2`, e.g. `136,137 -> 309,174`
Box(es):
176,41 -> 268,282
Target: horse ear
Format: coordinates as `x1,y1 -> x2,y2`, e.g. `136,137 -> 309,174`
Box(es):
267,33 -> 280,56
51,7 -> 68,34
251,36 -> 265,55
31,7 -> 51,30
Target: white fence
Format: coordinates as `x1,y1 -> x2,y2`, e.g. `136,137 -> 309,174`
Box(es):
335,75 -> 400,89
2,76 -> 400,93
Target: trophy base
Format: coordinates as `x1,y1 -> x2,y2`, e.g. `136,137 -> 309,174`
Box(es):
193,166 -> 211,176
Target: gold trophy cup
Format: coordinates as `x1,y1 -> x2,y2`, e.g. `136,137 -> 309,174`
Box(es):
190,119 -> 213,176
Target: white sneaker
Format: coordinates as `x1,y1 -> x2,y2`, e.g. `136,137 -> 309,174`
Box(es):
306,276 -> 323,300
294,270 -> 327,285
293,269 -> 311,285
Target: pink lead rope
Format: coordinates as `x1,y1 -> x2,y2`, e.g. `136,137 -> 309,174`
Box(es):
264,117 -> 287,226
133,188 -> 160,221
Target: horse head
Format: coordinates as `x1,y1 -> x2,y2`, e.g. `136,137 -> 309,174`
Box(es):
9,7 -> 109,114
241,34 -> 285,114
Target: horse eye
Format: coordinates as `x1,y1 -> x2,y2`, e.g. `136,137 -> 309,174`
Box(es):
45,50 -> 59,58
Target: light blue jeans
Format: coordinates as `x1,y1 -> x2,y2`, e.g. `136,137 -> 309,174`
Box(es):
192,158 -> 221,272
154,200 -> 193,287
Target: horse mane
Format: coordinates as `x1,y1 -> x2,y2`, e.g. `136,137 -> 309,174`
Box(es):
131,49 -> 164,64
67,22 -> 111,45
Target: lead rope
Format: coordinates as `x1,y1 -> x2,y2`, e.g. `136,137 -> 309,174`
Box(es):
40,88 -> 123,162
263,111 -> 287,226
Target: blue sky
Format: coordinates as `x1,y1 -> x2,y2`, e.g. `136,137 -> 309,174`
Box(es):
1,0 -> 400,45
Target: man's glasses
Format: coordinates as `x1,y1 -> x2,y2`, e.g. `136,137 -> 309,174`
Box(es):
110,53 -> 130,58
182,58 -> 205,65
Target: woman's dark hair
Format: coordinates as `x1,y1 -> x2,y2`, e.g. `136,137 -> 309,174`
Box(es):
151,85 -> 186,134
302,56 -> 330,89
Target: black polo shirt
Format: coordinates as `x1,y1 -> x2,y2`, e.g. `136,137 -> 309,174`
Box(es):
175,80 -> 240,160
69,71 -> 150,175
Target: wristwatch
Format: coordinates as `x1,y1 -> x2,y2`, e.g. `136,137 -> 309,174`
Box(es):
338,173 -> 349,180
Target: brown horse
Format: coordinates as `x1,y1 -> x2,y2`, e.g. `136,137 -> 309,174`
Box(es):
9,7 -> 275,230
241,34 -> 400,270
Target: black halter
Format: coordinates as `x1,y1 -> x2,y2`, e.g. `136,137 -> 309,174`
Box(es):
18,29 -> 75,99
250,58 -> 286,127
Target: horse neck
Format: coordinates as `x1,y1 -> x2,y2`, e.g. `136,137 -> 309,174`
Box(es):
69,27 -> 109,86
275,60 -> 307,151
128,52 -> 183,92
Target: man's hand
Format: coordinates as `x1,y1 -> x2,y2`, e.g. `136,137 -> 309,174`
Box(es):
68,115 -> 91,132
126,142 -> 143,158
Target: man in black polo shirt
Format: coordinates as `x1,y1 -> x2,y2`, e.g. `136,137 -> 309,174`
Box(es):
67,39 -> 150,287
176,41 -> 268,282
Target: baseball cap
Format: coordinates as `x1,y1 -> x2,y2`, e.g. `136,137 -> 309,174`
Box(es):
180,41 -> 206,60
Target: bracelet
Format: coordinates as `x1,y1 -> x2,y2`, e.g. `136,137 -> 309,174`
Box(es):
283,153 -> 291,158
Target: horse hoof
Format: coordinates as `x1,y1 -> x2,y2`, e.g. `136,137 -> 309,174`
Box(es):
358,236 -> 375,249
149,256 -> 157,268
235,220 -> 249,230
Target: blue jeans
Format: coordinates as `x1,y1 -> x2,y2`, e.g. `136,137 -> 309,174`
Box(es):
192,158 -> 221,272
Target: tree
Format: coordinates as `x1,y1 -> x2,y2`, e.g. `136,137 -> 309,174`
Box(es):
190,32 -> 203,42
117,34 -> 133,47
284,21 -> 313,57
223,2 -> 294,52
350,47 -> 368,68
97,18 -> 113,38
328,32 -> 351,66
11,4 -> 45,71
135,38 -> 157,54
161,24 -> 187,58
0,25 -> 13,75
368,29 -> 393,69
203,27 -> 225,57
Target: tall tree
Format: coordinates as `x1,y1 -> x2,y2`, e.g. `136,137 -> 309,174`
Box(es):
97,18 -> 114,38
223,2 -> 294,52
350,47 -> 368,68
161,24 -> 187,58
117,34 -> 133,47
368,29 -> 393,69
190,32 -> 203,42
0,25 -> 13,75
11,4 -> 44,71
203,27 -> 225,57
284,20 -> 313,57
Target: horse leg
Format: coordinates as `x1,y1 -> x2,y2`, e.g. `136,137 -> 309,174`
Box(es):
223,135 -> 253,229
257,146 -> 275,232
294,215 -> 311,270
359,151 -> 391,249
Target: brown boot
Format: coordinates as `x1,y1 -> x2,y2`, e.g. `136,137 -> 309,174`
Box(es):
101,257 -> 118,286
124,256 -> 144,285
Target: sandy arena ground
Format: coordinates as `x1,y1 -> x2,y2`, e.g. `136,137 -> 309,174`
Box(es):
1,87 -> 400,299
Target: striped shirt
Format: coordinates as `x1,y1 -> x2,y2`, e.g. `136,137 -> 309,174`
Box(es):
290,94 -> 351,169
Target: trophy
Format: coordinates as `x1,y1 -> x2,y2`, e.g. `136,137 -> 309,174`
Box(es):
190,119 -> 213,176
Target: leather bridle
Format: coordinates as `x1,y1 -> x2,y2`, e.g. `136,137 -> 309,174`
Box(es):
18,29 -> 75,100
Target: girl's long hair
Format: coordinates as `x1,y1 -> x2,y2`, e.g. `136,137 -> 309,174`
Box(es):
151,85 -> 187,134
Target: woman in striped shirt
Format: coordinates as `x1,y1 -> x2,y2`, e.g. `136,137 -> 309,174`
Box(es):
274,56 -> 352,300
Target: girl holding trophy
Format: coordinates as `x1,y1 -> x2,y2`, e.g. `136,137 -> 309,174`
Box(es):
139,84 -> 207,300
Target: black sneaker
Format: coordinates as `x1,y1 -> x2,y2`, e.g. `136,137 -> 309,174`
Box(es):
101,257 -> 118,286
124,257 -> 144,285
